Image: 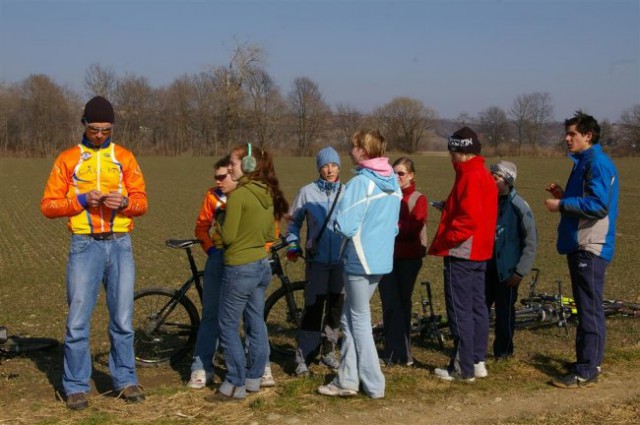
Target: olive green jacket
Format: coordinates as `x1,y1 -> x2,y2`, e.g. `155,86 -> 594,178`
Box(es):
221,179 -> 275,266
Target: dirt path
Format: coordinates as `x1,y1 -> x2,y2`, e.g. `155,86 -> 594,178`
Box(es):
309,369 -> 640,425
2,350 -> 639,424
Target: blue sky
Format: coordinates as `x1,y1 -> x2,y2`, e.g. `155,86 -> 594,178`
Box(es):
1,0 -> 638,121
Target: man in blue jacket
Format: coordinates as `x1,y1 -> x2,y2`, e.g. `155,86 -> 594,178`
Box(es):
545,111 -> 619,389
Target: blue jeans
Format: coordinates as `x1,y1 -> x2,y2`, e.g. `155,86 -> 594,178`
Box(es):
191,249 -> 224,373
63,234 -> 138,395
335,273 -> 385,398
218,258 -> 271,398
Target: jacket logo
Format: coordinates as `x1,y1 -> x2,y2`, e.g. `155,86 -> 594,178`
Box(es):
578,262 -> 588,268
81,152 -> 92,160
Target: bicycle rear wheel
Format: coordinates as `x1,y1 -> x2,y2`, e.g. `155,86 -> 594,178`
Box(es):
514,306 -> 555,329
0,336 -> 59,354
133,287 -> 200,367
603,300 -> 640,317
264,281 -> 306,358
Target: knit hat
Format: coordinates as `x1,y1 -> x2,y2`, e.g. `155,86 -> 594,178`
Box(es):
448,126 -> 481,155
316,146 -> 341,170
491,160 -> 518,186
82,96 -> 115,124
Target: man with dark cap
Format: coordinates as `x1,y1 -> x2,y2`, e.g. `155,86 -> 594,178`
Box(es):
486,160 -> 537,360
41,96 -> 148,410
428,127 -> 497,382
285,146 -> 345,376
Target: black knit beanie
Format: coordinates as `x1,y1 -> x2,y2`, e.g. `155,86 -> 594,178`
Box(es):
448,126 -> 481,155
82,96 -> 115,124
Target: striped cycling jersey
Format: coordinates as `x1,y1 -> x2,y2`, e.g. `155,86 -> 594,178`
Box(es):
41,139 -> 147,234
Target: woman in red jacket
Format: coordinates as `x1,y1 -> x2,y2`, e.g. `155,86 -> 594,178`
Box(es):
378,157 -> 427,366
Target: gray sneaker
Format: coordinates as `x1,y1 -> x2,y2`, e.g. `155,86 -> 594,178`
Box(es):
295,362 -> 310,377
434,367 -> 475,382
320,353 -> 341,371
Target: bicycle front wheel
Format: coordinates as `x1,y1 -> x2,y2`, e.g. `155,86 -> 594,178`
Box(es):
133,287 -> 200,367
0,336 -> 59,354
264,281 -> 306,358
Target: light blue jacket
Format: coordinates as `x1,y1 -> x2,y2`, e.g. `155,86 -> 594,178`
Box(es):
335,166 -> 401,275
557,144 -> 619,262
286,178 -> 344,266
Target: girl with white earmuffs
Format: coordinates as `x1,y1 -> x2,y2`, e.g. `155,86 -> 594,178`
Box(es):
204,143 -> 288,403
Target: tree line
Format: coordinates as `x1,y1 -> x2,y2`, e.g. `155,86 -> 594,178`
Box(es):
1,42 -> 638,158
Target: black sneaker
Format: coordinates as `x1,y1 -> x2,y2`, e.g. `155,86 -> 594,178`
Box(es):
551,373 -> 598,389
66,392 -> 89,410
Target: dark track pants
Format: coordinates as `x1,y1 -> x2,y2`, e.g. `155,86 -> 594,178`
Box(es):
443,257 -> 489,379
485,262 -> 519,358
567,250 -> 608,380
379,258 -> 422,364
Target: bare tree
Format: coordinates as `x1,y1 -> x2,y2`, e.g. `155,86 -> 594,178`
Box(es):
211,40 -> 267,152
335,103 -> 364,147
528,92 -> 554,149
478,106 -> 510,156
84,63 -> 118,99
288,77 -> 331,156
509,94 -> 533,155
454,112 -> 474,128
619,104 -> 640,154
113,73 -> 154,153
509,92 -> 554,154
599,119 -> 615,149
374,97 -> 437,153
17,75 -> 79,157
245,67 -> 287,150
191,72 -> 219,155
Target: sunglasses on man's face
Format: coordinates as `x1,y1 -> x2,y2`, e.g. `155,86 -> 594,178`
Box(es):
396,171 -> 407,177
86,124 -> 112,135
215,173 -> 228,182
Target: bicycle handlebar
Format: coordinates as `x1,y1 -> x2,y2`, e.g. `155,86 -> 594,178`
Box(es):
269,239 -> 288,253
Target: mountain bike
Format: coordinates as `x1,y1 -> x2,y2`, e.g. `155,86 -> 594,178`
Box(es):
372,280 -> 448,350
512,268 -> 639,331
262,240 -> 306,357
132,238 -> 307,366
0,326 -> 59,356
133,239 -> 204,367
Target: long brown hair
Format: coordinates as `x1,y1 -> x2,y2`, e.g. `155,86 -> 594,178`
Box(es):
231,144 -> 289,220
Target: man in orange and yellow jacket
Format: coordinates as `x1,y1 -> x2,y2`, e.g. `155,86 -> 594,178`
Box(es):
41,96 -> 147,410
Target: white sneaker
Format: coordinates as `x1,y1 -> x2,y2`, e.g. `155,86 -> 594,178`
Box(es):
434,367 -> 475,382
317,383 -> 357,397
260,364 -> 276,387
474,361 -> 488,378
187,370 -> 212,389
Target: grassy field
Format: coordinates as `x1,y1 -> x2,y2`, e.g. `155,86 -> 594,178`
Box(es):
1,154 -> 639,424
